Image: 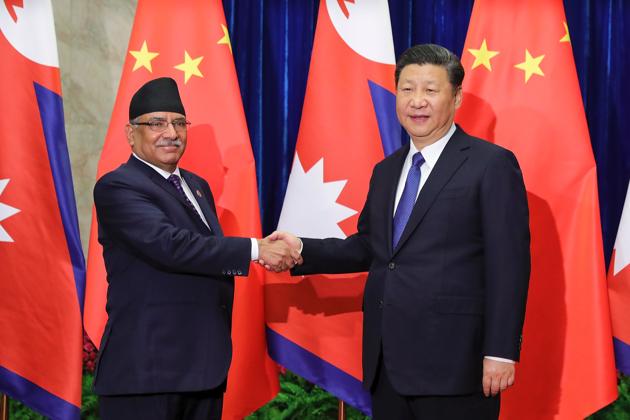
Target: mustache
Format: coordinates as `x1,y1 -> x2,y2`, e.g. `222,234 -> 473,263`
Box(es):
155,138 -> 182,147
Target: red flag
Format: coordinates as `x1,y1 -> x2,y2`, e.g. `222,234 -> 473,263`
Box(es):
83,1 -> 278,417
608,181 -> 630,374
266,0 -> 398,413
0,1 -> 84,418
457,0 -> 618,417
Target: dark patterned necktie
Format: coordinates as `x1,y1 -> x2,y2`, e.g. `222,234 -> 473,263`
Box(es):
167,174 -> 209,229
392,152 -> 424,248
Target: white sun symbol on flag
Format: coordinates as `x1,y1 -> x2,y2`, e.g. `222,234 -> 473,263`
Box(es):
0,179 -> 20,242
277,154 -> 357,239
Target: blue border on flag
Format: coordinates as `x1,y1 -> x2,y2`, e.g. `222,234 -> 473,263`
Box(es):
0,365 -> 80,419
613,337 -> 630,376
267,327 -> 372,416
368,79 -> 400,157
34,82 -> 86,313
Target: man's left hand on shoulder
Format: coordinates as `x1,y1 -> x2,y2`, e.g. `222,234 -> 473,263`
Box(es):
482,358 -> 515,397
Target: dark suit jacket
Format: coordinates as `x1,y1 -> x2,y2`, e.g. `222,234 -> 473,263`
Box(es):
92,155 -> 251,395
294,127 -> 530,396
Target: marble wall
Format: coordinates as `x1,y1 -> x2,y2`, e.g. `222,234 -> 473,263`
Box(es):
52,0 -> 138,253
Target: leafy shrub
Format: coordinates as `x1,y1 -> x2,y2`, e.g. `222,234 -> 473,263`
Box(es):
247,371 -> 368,420
8,371 -> 98,419
588,374 -> 630,420
7,371 -> 630,419
8,397 -> 45,420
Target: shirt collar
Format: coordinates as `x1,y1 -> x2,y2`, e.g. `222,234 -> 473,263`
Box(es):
132,153 -> 181,180
407,123 -> 456,169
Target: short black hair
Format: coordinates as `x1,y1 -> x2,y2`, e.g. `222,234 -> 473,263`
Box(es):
395,44 -> 465,90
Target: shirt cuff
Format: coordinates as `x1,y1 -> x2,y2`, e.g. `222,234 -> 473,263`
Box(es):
484,356 -> 515,364
250,238 -> 259,260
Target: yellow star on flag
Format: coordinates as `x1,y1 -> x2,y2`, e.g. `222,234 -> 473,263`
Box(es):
174,51 -> 204,84
217,24 -> 232,53
560,21 -> 571,43
468,39 -> 499,71
129,40 -> 159,73
514,49 -> 545,83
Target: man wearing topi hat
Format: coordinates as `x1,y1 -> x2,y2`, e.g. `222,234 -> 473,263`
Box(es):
92,77 -> 300,419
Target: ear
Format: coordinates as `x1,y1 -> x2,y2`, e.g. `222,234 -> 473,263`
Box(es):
125,124 -> 135,147
454,86 -> 463,109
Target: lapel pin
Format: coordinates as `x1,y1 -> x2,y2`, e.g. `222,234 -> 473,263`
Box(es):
196,189 -> 202,198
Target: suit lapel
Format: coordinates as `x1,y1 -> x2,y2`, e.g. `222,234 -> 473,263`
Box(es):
392,129 -> 470,255
127,156 -> 218,235
128,156 -> 189,207
180,171 -> 223,236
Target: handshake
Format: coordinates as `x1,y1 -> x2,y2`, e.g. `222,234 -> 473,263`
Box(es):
256,231 -> 303,272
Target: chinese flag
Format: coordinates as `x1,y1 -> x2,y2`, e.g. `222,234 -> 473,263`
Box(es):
83,1 -> 278,417
456,0 -> 618,418
0,1 -> 85,418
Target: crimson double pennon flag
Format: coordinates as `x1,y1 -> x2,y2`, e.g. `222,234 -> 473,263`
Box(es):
267,0 -> 399,415
0,1 -> 85,418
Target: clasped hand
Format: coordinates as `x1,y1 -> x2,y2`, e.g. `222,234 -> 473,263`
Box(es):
257,231 -> 302,272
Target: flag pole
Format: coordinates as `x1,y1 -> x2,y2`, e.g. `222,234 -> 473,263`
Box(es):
338,399 -> 345,420
0,394 -> 8,420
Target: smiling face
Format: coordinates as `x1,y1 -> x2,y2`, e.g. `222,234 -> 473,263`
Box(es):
126,111 -> 187,172
395,63 -> 462,149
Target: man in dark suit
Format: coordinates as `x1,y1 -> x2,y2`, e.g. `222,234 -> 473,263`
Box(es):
93,77 -> 299,420
271,44 -> 530,419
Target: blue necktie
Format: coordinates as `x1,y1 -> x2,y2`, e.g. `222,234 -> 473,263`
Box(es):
393,152 -> 425,248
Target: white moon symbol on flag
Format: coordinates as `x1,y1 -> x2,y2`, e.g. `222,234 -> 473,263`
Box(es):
0,0 -> 59,67
327,0 -> 395,65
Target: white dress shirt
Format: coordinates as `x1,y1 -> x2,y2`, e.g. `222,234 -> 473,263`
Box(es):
393,124 -> 455,215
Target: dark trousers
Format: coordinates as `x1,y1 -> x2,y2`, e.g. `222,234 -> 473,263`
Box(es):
99,389 -> 223,420
371,357 -> 500,420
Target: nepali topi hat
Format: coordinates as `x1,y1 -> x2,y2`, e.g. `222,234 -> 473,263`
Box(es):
129,77 -> 185,120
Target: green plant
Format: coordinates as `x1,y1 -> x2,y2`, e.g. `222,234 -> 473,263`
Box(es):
247,371 -> 369,420
8,397 -> 45,420
588,374 -> 630,420
248,371 -> 338,420
81,372 -> 99,419
8,372 -> 98,419
6,370 -> 630,419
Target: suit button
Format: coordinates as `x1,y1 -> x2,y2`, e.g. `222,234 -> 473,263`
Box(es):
388,262 -> 395,270
378,299 -> 384,308
237,270 -> 242,275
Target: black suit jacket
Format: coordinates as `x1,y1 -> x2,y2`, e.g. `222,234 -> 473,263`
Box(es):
92,156 -> 251,395
294,127 -> 530,396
